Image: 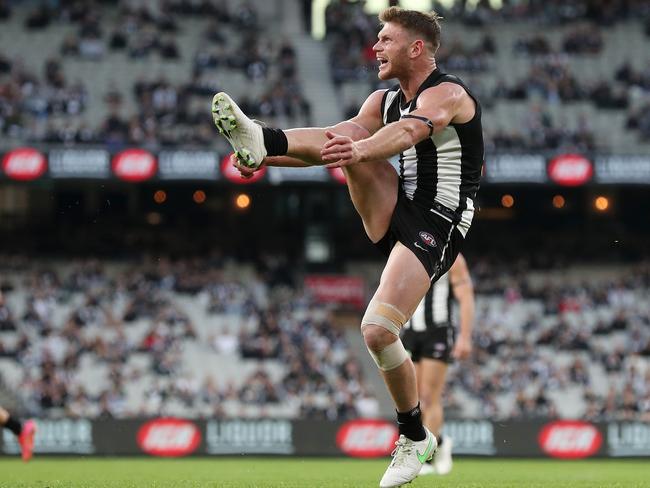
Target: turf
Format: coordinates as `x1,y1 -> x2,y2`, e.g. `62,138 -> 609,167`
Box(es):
0,458 -> 648,488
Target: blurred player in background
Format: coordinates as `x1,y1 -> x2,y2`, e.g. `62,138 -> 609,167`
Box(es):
0,406 -> 35,461
213,7 -> 483,487
401,253 -> 474,476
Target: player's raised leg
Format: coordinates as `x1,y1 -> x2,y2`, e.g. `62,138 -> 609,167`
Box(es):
362,243 -> 437,487
212,91 -> 337,168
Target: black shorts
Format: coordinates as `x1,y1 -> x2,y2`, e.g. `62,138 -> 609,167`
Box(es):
401,322 -> 456,364
374,192 -> 464,280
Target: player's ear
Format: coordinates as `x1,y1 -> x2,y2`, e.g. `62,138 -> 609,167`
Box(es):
410,39 -> 424,58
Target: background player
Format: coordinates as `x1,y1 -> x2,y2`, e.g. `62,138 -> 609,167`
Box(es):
0,406 -> 35,461
213,7 -> 483,487
401,253 -> 474,476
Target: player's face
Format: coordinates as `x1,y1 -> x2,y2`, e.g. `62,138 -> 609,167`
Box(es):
373,23 -> 412,80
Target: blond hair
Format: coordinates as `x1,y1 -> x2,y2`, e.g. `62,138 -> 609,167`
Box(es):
379,7 -> 442,54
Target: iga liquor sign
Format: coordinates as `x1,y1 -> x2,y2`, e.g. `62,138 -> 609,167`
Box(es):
336,419 -> 398,458
547,154 -> 593,186
538,420 -> 602,459
136,418 -> 201,457
112,149 -> 157,182
206,420 -> 293,454
608,422 -> 650,457
1,147 -> 47,181
2,419 -> 93,454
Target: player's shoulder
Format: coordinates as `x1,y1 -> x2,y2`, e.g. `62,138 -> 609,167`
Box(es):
360,88 -> 394,112
418,81 -> 469,108
367,86 -> 397,103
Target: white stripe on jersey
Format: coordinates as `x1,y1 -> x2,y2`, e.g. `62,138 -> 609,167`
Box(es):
383,90 -> 399,122
405,298 -> 427,332
401,145 -> 418,199
432,127 -> 463,211
432,273 -> 450,323
404,272 -> 450,331
458,196 -> 474,237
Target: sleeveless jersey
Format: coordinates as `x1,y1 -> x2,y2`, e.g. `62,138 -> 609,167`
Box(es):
379,69 -> 484,236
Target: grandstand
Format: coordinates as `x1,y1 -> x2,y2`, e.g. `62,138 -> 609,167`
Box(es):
0,0 -> 649,471
0,257 -> 648,422
2,0 -> 650,150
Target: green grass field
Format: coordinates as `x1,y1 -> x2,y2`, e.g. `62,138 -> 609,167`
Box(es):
0,458 -> 648,488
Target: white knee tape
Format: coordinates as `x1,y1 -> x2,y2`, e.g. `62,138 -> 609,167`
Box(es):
367,339 -> 409,371
361,301 -> 407,337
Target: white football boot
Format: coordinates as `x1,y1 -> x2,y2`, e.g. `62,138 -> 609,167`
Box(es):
379,428 -> 437,488
432,435 -> 453,475
211,92 -> 267,168
418,462 -> 435,476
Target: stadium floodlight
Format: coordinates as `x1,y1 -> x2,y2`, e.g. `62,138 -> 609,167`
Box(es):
594,196 -> 609,211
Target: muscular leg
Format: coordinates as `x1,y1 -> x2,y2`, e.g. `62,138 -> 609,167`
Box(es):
417,359 -> 448,437
278,123 -> 398,243
363,243 -> 431,412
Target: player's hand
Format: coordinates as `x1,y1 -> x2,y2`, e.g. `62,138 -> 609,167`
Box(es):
452,335 -> 472,360
231,153 -> 265,179
321,130 -> 361,168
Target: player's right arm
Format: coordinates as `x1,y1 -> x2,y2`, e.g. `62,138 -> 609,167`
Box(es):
233,90 -> 386,177
449,254 -> 475,360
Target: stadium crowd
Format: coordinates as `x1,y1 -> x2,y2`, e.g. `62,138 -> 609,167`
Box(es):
324,0 -> 650,151
0,1 -> 649,150
0,254 -> 649,421
0,256 -> 377,420
0,0 -> 311,148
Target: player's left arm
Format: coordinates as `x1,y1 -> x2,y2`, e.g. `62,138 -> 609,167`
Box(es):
321,82 -> 473,168
449,254 -> 475,360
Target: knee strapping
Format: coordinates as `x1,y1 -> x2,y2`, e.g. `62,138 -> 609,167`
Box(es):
361,301 -> 407,336
361,301 -> 409,371
367,339 -> 409,371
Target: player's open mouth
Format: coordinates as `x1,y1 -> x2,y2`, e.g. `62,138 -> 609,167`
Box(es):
378,59 -> 388,67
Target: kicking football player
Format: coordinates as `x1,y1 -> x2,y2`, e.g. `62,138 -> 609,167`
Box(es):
0,406 -> 35,461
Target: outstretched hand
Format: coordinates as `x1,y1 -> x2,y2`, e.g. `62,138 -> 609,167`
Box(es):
320,130 -> 362,168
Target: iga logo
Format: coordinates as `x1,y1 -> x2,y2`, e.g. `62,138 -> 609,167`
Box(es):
2,147 -> 47,181
137,418 -> 201,457
112,149 -> 157,182
548,154 -> 593,186
336,419 -> 398,458
221,153 -> 266,184
419,231 -> 437,248
538,420 -> 602,459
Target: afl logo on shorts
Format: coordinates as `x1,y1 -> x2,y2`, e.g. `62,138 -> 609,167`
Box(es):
419,232 -> 437,248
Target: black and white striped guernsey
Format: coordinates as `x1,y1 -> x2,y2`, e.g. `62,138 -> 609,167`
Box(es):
404,270 -> 452,331
380,68 -> 484,236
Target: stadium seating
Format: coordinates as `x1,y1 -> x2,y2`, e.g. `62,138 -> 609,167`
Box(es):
1,0 -> 650,150
0,257 -> 648,421
0,257 -> 378,420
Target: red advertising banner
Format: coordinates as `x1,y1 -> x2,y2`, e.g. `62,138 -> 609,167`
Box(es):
220,153 -> 267,184
304,275 -> 365,309
112,149 -> 157,182
548,153 -> 593,186
2,147 -> 47,181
